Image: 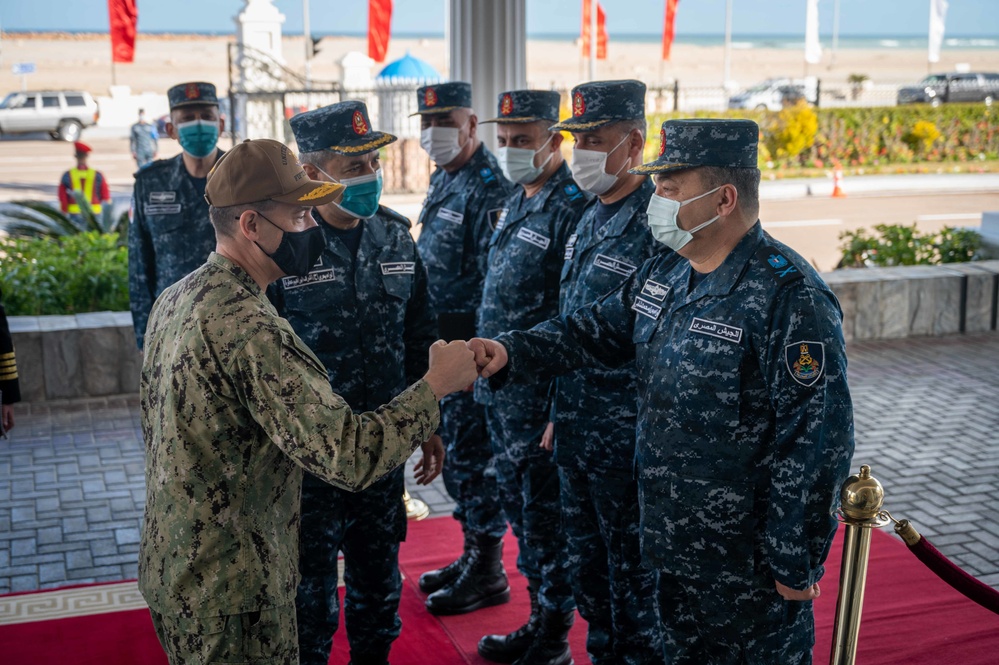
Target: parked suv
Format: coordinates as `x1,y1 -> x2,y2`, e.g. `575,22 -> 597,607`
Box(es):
0,90 -> 100,141
897,73 -> 999,106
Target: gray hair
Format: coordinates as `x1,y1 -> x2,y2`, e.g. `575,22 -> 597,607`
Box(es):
208,199 -> 278,238
699,166 -> 761,219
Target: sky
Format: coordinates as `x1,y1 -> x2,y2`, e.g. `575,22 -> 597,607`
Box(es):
0,0 -> 996,37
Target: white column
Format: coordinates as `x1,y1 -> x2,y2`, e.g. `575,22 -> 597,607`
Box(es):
234,0 -> 287,140
447,0 -> 527,151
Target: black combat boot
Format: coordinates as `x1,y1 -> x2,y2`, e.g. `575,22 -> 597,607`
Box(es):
419,528 -> 475,594
347,649 -> 390,665
477,577 -> 541,663
424,533 -> 510,615
511,608 -> 574,665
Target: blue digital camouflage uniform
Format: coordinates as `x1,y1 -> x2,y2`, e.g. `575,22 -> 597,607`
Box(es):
535,79 -> 666,664
129,80 -> 222,351
272,101 -> 437,665
494,221 -> 855,664
268,205 -> 436,664
553,177 -> 664,664
475,158 -> 590,613
417,135 -> 514,540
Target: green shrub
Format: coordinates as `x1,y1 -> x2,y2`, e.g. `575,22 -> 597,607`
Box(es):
837,224 -> 981,268
647,103 -> 998,170
0,232 -> 129,315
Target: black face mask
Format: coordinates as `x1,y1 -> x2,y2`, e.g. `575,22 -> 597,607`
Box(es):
253,212 -> 325,277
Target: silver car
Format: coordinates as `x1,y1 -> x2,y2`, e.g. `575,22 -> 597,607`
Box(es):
0,90 -> 100,141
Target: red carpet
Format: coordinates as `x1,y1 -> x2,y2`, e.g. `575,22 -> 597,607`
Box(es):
2,518 -> 998,664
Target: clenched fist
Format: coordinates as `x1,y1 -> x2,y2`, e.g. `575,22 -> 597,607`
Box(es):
465,337 -> 509,378
424,340 -> 479,400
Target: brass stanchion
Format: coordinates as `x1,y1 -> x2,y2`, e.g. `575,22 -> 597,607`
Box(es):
404,489 -> 430,521
829,464 -> 888,665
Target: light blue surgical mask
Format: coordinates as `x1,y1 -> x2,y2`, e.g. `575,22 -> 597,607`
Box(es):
176,119 -> 219,159
645,186 -> 723,251
317,166 -> 383,220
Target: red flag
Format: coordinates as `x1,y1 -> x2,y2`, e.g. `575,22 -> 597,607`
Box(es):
581,0 -> 608,60
368,0 -> 393,63
108,0 -> 138,64
662,0 -> 679,60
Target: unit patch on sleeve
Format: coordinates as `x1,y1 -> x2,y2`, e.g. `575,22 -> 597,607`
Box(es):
380,262 -> 416,275
593,254 -> 637,277
516,227 -> 551,250
689,317 -> 743,343
785,340 -> 825,386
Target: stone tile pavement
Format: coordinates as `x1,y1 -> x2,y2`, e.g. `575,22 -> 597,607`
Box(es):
1,333 -> 998,594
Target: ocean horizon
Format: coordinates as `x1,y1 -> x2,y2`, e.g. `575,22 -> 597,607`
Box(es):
4,29 -> 998,51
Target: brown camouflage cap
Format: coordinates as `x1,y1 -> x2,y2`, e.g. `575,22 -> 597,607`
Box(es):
205,139 -> 344,207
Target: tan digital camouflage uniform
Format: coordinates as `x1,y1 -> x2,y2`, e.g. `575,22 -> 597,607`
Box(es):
138,252 -> 439,661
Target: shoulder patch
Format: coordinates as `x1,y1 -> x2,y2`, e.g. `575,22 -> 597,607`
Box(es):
755,246 -> 804,287
562,182 -> 583,202
479,166 -> 497,185
377,205 -> 413,228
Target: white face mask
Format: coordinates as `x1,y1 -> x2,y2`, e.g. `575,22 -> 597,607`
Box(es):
420,122 -> 468,166
570,132 -> 631,196
646,186 -> 723,251
497,135 -> 554,185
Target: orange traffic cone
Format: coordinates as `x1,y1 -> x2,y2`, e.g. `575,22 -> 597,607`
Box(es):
831,167 -> 847,198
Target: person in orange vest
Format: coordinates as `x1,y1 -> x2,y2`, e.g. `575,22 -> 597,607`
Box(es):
58,142 -> 111,218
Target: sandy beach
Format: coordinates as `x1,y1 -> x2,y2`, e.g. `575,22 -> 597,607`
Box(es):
1,32 -> 996,98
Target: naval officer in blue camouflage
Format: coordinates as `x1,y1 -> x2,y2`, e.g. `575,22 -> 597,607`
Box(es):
128,81 -> 226,349
536,80 -> 665,665
270,101 -> 444,665
469,118 -> 855,664
414,81 -> 516,616
474,90 -> 589,665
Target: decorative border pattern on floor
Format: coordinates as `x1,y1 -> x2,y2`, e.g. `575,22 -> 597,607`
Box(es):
0,581 -> 147,625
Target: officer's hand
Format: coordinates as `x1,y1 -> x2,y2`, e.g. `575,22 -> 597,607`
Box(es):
414,434 -> 445,485
1,404 -> 13,433
424,340 -> 478,400
539,421 -> 554,451
466,338 -> 509,378
774,579 -> 820,601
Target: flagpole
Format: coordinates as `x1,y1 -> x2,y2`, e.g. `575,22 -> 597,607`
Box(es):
723,0 -> 732,86
589,0 -> 596,81
831,0 -> 840,67
303,0 -> 311,90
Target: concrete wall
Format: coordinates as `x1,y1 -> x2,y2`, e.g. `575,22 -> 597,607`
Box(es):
8,261 -> 999,402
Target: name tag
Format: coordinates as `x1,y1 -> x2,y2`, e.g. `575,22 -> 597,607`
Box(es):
149,191 -> 176,203
516,227 -> 551,250
381,262 -> 416,275
631,297 -> 663,320
144,204 -> 182,215
689,317 -> 743,343
438,208 -> 464,225
640,279 -> 670,302
564,233 -> 578,260
593,254 -> 637,277
282,269 -> 335,290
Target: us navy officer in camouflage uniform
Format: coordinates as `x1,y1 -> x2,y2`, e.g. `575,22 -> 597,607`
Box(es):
473,90 -> 588,665
269,101 -> 443,665
139,138 -> 478,665
414,81 -> 517,616
469,119 -> 855,664
525,80 -> 664,665
129,81 -> 225,349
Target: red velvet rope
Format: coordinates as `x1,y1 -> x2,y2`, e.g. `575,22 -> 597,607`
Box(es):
908,536 -> 999,615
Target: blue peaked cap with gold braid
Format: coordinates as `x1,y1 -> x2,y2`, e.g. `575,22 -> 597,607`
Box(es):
550,79 -> 646,131
291,100 -> 397,155
480,90 -> 561,124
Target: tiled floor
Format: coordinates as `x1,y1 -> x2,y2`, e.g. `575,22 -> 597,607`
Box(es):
2,333 -> 998,593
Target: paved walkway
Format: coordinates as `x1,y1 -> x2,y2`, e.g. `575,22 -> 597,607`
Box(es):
1,333 -> 998,595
